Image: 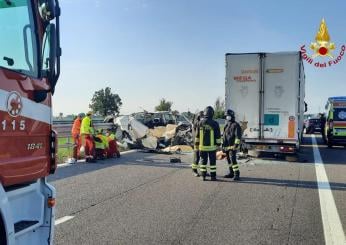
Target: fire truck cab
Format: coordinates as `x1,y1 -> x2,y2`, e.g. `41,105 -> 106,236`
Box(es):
0,0 -> 61,244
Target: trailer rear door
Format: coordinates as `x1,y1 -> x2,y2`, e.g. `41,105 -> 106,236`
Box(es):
262,53 -> 299,140
225,54 -> 261,140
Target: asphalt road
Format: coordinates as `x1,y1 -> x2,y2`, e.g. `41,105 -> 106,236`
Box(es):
50,135 -> 346,245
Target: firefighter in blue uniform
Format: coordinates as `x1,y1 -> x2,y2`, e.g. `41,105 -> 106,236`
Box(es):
195,106 -> 221,181
222,109 -> 242,180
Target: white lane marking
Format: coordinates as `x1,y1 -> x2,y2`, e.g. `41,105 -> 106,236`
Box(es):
311,135 -> 346,245
55,216 -> 74,226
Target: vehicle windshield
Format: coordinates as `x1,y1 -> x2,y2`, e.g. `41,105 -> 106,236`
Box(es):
0,0 -> 38,76
309,119 -> 320,124
334,108 -> 346,121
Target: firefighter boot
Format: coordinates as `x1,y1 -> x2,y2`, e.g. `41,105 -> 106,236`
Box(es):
201,173 -> 206,181
193,169 -> 200,177
210,172 -> 217,181
224,168 -> 234,178
233,171 -> 240,181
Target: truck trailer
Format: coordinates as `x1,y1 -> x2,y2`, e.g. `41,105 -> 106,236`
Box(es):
0,0 -> 61,244
225,52 -> 305,158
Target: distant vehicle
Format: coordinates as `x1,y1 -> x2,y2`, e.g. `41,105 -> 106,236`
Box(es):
305,118 -> 321,134
324,96 -> 346,148
225,52 -> 305,158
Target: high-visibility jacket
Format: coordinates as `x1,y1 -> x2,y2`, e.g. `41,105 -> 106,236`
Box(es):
95,134 -> 108,149
107,133 -> 116,141
80,116 -> 94,135
71,118 -> 82,137
222,120 -> 242,149
95,136 -> 104,149
195,118 -> 221,151
102,135 -> 109,148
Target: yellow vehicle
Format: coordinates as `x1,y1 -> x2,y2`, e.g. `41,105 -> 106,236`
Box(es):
325,97 -> 346,148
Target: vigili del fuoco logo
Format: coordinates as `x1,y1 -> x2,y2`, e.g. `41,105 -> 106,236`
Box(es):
300,18 -> 345,68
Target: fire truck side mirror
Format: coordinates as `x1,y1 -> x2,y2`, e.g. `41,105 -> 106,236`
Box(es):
40,0 -> 61,95
42,23 -> 60,94
39,0 -> 56,21
48,23 -> 57,86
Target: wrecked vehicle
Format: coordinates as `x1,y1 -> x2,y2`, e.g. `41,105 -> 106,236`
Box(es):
132,111 -> 176,128
105,112 -> 194,152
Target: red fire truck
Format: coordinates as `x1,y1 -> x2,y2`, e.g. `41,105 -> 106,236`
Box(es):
0,0 -> 61,244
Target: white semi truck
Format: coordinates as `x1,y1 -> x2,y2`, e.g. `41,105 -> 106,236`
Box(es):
225,52 -> 305,158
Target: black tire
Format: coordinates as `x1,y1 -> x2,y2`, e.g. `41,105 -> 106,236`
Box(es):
285,155 -> 298,162
306,127 -> 311,134
0,216 -> 6,245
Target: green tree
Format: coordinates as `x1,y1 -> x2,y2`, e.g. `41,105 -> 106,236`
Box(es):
155,98 -> 173,111
214,97 -> 225,119
89,87 -> 122,116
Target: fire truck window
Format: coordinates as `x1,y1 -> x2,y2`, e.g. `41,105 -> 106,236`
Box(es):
42,29 -> 50,71
0,0 -> 38,77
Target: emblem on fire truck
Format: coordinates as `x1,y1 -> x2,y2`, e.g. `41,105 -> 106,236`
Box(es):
310,18 -> 335,58
6,91 -> 23,117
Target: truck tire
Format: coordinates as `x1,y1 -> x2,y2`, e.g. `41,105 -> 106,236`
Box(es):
285,155 -> 298,162
0,216 -> 6,245
327,139 -> 333,148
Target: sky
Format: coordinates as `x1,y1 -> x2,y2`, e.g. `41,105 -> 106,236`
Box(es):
53,0 -> 346,116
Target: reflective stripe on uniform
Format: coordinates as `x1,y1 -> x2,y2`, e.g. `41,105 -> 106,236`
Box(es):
199,126 -> 217,151
199,128 -> 204,147
192,163 -> 198,170
199,145 -> 217,151
235,138 -> 240,144
210,166 -> 217,173
216,138 -> 221,144
200,164 -> 207,172
232,164 -> 239,171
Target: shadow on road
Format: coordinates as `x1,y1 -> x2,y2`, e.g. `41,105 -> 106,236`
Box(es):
215,176 -> 346,191
50,135 -> 345,183
252,134 -> 346,166
49,151 -> 189,182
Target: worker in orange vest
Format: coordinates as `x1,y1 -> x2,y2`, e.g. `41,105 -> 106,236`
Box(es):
71,113 -> 85,163
80,111 -> 96,162
106,129 -> 120,158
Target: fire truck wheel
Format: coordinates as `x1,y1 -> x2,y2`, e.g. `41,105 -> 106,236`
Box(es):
0,216 -> 6,245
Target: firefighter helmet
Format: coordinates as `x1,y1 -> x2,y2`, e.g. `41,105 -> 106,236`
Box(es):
225,109 -> 235,117
204,106 -> 214,118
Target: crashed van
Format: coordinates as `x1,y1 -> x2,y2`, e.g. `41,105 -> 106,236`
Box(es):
325,96 -> 346,147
